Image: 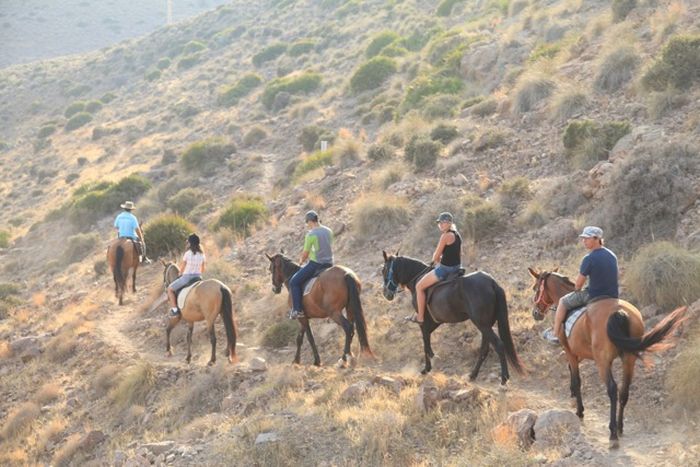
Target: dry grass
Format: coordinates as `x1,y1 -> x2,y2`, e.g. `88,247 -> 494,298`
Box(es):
109,361 -> 156,408
549,88 -> 588,122
33,382 -> 63,405
370,162 -> 405,190
52,433 -> 82,467
91,364 -> 120,398
0,340 -> 10,359
594,46 -> 639,92
36,417 -> 67,452
512,74 -> 556,114
0,401 -> 40,440
667,324 -> 700,413
352,194 -> 412,241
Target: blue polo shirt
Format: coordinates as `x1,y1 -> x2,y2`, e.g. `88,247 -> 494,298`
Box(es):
114,211 -> 140,238
580,247 -> 618,299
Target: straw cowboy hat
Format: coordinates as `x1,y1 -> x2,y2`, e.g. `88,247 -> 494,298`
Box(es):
120,201 -> 136,210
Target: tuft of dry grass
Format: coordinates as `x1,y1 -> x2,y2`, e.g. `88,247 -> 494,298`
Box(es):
91,364 -> 120,398
512,74 -> 556,114
371,162 -> 405,190
109,362 -> 156,408
36,417 -> 67,452
352,194 -> 412,241
667,324 -> 700,413
0,340 -> 10,359
34,382 -> 63,405
594,46 -> 639,92
549,88 -> 588,122
52,433 -> 82,467
0,401 -> 40,440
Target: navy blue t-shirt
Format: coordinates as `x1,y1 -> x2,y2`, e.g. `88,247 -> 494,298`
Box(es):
580,247 -> 618,299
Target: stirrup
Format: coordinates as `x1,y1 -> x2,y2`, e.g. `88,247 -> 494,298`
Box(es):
404,314 -> 423,324
170,307 -> 181,317
288,309 -> 305,319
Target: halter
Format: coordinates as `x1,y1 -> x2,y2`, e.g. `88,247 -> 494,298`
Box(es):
533,273 -> 555,312
384,259 -> 400,293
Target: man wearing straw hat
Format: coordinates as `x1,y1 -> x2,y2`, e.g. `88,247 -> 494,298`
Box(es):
114,201 -> 150,264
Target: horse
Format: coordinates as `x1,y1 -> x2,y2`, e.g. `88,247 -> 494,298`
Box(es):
265,253 -> 373,366
163,261 -> 238,366
107,238 -> 139,305
528,267 -> 688,446
381,251 -> 524,384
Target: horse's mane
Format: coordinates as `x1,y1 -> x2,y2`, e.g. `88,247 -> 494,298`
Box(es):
548,271 -> 575,287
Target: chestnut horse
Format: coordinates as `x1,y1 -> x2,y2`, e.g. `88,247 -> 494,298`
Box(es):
163,262 -> 237,366
265,253 -> 373,366
528,268 -> 687,446
107,238 -> 139,305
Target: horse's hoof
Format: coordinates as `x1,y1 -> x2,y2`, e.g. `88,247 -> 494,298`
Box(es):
207,360 -> 215,367
313,361 -> 321,367
336,358 -> 347,369
609,439 -> 620,450
166,351 -> 173,357
421,369 -> 429,375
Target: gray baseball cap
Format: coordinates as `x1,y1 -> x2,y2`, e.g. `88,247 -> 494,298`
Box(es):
436,212 -> 454,223
304,210 -> 319,222
579,226 -> 603,238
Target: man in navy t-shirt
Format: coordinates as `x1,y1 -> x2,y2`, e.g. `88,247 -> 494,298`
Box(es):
552,226 -> 618,342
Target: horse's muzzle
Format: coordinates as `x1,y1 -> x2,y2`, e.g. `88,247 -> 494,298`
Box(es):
272,286 -> 282,294
383,288 -> 395,301
532,307 -> 545,321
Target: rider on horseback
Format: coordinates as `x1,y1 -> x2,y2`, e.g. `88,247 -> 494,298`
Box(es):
288,210 -> 334,319
551,226 -> 618,343
411,212 -> 462,324
168,233 -> 206,317
114,201 -> 150,264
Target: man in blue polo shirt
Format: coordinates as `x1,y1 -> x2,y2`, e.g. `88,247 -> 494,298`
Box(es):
551,226 -> 618,343
114,201 -> 150,264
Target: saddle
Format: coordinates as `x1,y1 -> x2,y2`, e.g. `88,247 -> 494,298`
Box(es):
302,264 -> 332,296
176,277 -> 202,310
425,268 -> 466,304
563,296 -> 616,338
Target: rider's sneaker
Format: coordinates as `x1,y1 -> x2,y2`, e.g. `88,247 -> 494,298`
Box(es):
141,257 -> 152,265
170,307 -> 181,317
288,309 -> 305,319
542,327 -> 559,344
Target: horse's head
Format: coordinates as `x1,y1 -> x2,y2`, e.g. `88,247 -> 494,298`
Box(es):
381,250 -> 400,301
161,259 -> 180,289
528,267 -> 572,320
265,253 -> 286,294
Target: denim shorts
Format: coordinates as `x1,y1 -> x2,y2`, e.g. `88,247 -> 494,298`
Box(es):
561,289 -> 589,310
435,264 -> 461,281
169,273 -> 201,291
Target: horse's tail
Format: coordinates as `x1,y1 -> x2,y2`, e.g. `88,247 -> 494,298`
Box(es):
219,286 -> 238,363
344,273 -> 373,357
494,281 -> 525,375
607,306 -> 687,356
114,244 -> 125,287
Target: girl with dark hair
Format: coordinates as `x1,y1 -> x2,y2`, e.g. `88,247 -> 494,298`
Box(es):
168,233 -> 206,316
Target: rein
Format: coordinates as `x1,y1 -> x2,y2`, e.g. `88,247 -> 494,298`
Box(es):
385,257 -> 432,293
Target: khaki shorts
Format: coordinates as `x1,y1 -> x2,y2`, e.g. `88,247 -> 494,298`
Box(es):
560,289 -> 589,310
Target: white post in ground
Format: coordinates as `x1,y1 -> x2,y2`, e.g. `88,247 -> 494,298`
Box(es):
320,140 -> 328,151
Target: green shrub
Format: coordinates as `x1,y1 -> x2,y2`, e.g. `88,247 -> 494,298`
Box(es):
294,149 -> 334,178
64,101 -> 86,118
217,73 -> 262,107
436,0 -> 464,16
182,40 -> 207,54
612,0 -> 636,23
0,282 -> 21,300
550,90 -> 588,121
470,98 -> 498,117
63,232 -> 100,263
143,214 -> 195,259
402,75 -> 463,111
352,195 -> 411,240
288,39 -> 317,57
84,100 -> 102,113
145,69 -> 161,81
253,43 -> 288,66
100,92 -> 117,104
563,119 -> 631,168
215,195 -> 268,236
462,197 -> 507,242
528,43 -> 562,63
167,188 -> 210,217
594,47 -> 639,92
642,35 -> 700,91
513,76 -> 555,113
430,123 -> 459,144
497,177 -> 532,214
262,72 -> 322,109
350,57 -> 397,94
177,55 -> 200,70
595,142 -> 698,251
242,126 -> 268,147
421,94 -> 460,119
626,242 -> 700,310
366,31 -> 400,58
405,135 -> 442,171
156,57 -> 171,70
299,125 -> 334,152
379,43 -> 408,57
37,125 -> 56,139
0,230 -> 10,248
68,175 -> 152,225
367,142 -> 395,162
181,138 -> 236,175
261,320 -> 298,348
474,128 -> 507,152
64,112 -> 92,131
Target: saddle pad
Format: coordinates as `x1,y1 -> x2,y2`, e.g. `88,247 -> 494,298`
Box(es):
177,282 -> 200,310
303,276 -> 318,296
565,307 -> 586,338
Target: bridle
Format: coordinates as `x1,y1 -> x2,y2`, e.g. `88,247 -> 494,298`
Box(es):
163,263 -> 179,289
383,257 -> 433,296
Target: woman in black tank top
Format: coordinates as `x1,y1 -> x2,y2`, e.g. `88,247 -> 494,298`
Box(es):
410,212 -> 462,324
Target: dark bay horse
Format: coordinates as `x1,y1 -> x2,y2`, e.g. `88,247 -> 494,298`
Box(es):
265,253 -> 373,366
163,262 -> 237,366
107,238 -> 139,305
382,252 -> 524,384
528,267 -> 687,446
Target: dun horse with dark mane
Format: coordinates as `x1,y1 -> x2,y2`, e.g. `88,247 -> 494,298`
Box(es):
107,238 -> 139,305
528,268 -> 687,446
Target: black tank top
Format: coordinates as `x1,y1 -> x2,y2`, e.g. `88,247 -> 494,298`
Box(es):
441,230 -> 461,266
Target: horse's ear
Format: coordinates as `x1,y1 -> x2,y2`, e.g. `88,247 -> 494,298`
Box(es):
395,249 -> 400,256
280,247 -> 285,255
382,250 -> 388,261
159,258 -> 167,267
265,253 -> 273,262
528,267 -> 539,279
553,266 -> 559,273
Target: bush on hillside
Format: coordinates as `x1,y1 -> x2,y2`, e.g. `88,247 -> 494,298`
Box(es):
667,328 -> 700,413
167,188 -> 210,217
405,135 -> 442,171
646,89 -> 690,120
299,125 -> 334,152
642,35 -> 700,91
64,112 -> 93,131
350,57 -> 397,94
294,149 -> 334,179
513,76 -> 556,114
367,142 -> 395,162
252,43 -> 288,66
366,31 -> 400,58
497,177 -> 532,214
85,100 -> 103,113
528,43 -> 562,63
626,242 -> 700,310
109,362 -> 156,408
64,101 -> 86,118
550,90 -> 588,122
288,39 -> 317,57
215,195 -> 268,236
352,195 -> 411,240
180,138 -> 236,175
421,94 -> 460,119
430,123 -> 459,144
242,126 -> 268,147
473,128 -> 507,152
100,92 -> 117,104
182,40 -> 207,55
402,75 -> 463,111
379,43 -> 408,57
436,0 -> 463,16
143,214 -> 195,259
63,232 -> 100,264
145,69 -> 161,81
612,0 -> 636,23
261,320 -> 298,348
0,230 -> 10,248
177,55 -> 200,70
462,196 -> 507,242
595,143 -> 698,251
594,47 -> 639,92
261,72 -> 322,109
563,119 -> 631,168
68,175 -> 152,226
217,73 -> 262,107
470,98 -> 498,117
156,57 -> 171,70
38,125 -> 56,139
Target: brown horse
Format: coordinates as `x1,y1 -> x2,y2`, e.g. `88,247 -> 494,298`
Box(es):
265,253 -> 373,366
528,267 -> 687,446
163,262 -> 238,366
107,238 -> 139,305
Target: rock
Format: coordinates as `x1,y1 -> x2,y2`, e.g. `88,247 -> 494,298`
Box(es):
372,375 -> 403,394
609,125 -> 665,163
80,430 -> 106,451
113,450 -> 127,467
415,376 -> 440,411
583,161 -> 614,199
255,432 -> 279,445
532,409 -> 581,448
141,441 -> 175,455
540,218 -> 578,249
493,409 -> 538,448
249,356 -> 268,372
221,393 -> 237,411
446,386 -> 488,405
10,334 -> 50,360
341,381 -> 370,402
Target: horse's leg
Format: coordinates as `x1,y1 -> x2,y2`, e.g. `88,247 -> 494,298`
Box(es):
186,322 -> 194,364
480,325 -> 509,385
469,334 -> 490,381
208,321 -> 217,366
304,319 -> 321,366
596,359 -> 619,445
132,266 -> 137,293
420,319 -> 439,375
329,311 -> 354,362
618,354 -> 636,436
568,357 -> 584,419
165,315 -> 181,356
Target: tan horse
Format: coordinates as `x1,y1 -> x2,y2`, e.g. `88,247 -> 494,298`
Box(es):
266,253 -> 373,366
163,262 -> 238,365
528,268 -> 687,446
107,238 -> 139,305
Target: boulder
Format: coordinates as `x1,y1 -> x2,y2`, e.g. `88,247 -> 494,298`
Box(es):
249,356 -> 268,372
341,381 -> 370,402
540,218 -> 578,249
255,432 -> 279,445
140,441 -> 175,455
80,430 -> 106,451
532,409 -> 581,448
415,376 -> 440,411
493,409 -> 537,448
372,375 -> 403,394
